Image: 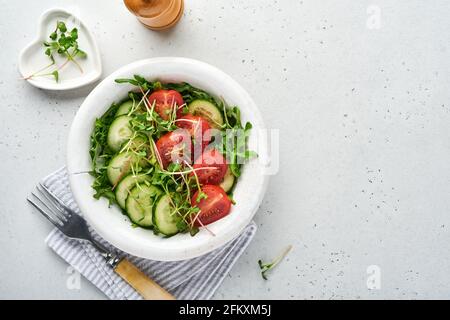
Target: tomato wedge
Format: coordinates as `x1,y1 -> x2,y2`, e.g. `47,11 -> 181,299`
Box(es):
177,114 -> 212,158
177,115 -> 211,142
155,129 -> 192,169
192,149 -> 227,185
148,90 -> 185,121
191,185 -> 232,226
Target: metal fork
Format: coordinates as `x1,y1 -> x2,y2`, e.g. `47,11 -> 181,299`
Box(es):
27,182 -> 175,300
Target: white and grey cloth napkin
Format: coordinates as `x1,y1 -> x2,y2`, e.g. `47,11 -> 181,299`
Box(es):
42,167 -> 257,300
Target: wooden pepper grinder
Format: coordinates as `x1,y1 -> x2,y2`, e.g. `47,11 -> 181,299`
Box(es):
124,0 -> 184,30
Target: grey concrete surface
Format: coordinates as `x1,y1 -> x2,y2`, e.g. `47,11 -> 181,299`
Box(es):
1,0 -> 450,299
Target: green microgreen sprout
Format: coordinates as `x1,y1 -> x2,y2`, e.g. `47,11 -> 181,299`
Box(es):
258,245 -> 293,280
23,21 -> 87,82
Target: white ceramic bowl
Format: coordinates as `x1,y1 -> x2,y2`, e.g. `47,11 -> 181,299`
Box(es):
67,58 -> 268,261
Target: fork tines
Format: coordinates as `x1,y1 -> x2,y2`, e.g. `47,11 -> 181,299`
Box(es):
27,184 -> 70,229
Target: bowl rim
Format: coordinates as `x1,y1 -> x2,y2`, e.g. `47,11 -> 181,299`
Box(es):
67,57 -> 269,261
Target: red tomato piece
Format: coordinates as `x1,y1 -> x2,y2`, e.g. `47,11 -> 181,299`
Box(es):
177,114 -> 212,157
192,149 -> 227,185
155,129 -> 192,169
191,185 -> 232,226
148,90 -> 184,120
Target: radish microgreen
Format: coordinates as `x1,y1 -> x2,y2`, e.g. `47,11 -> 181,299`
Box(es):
258,246 -> 293,280
23,21 -> 87,82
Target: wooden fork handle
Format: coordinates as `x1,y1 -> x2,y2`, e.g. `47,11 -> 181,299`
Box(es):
114,259 -> 175,300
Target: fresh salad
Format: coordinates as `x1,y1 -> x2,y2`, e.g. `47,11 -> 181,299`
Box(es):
90,75 -> 255,237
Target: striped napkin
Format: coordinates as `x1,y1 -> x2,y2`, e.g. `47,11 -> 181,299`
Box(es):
42,167 -> 257,300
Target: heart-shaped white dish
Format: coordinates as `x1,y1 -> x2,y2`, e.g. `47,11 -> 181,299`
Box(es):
19,8 -> 102,91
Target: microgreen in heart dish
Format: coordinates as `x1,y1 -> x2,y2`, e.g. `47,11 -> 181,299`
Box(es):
23,21 -> 87,82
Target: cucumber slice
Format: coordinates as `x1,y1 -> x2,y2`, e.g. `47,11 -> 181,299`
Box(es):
220,167 -> 235,193
107,152 -> 134,186
115,174 -> 151,209
153,194 -> 179,236
121,134 -> 148,153
126,185 -> 162,227
107,116 -> 133,152
188,100 -> 224,129
107,152 -> 148,186
115,100 -> 134,117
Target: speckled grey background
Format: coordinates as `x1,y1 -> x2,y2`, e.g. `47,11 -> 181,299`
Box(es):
1,0 -> 450,299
